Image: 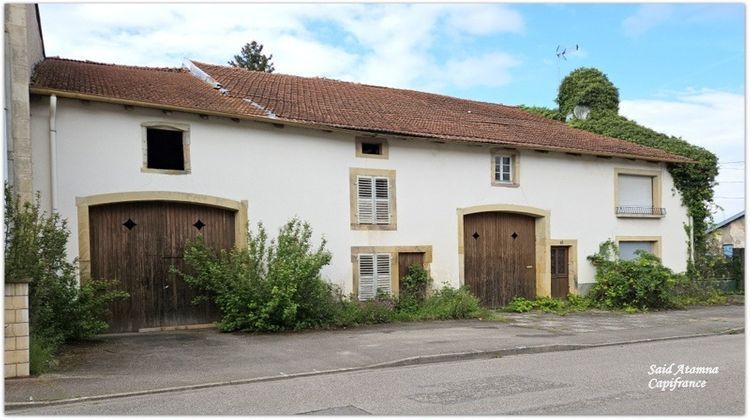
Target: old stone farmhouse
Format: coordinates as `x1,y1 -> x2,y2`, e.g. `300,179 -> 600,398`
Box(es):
7,4 -> 693,334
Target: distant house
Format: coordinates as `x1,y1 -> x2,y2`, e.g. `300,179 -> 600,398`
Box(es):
19,56 -> 693,332
709,211 -> 745,257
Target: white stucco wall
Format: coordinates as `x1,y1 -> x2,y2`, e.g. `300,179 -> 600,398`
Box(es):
30,98 -> 689,294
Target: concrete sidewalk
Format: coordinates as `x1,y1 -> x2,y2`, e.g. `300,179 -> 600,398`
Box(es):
4,305 -> 744,406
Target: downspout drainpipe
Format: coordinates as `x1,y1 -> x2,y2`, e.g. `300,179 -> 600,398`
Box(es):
49,94 -> 57,212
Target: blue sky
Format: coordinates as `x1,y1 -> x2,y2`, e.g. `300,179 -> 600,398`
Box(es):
39,3 -> 746,219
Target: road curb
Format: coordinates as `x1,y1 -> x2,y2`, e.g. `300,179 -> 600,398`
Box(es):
5,327 -> 743,410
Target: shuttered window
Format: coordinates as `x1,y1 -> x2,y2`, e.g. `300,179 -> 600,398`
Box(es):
618,174 -> 653,207
358,253 -> 391,300
357,176 -> 390,225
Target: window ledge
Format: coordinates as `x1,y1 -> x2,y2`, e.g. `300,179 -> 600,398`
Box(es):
491,181 -> 520,188
351,223 -> 397,231
141,168 -> 191,175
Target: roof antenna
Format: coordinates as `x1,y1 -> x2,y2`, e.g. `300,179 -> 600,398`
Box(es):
555,43 -> 579,83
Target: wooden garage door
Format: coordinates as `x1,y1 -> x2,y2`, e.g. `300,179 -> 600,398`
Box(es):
463,212 -> 536,307
89,201 -> 235,332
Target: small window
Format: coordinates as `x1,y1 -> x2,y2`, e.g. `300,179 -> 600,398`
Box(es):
618,241 -> 655,261
142,122 -> 191,174
361,142 -> 382,156
723,244 -> 734,258
494,155 -> 513,183
358,253 -> 391,300
355,137 -> 388,159
491,150 -> 519,187
147,128 -> 184,170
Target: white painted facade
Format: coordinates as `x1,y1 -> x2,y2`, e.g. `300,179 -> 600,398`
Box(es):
29,97 -> 689,294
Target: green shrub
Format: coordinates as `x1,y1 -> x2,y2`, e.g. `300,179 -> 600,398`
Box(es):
396,264 -> 432,313
180,219 -> 491,331
28,334 -> 57,375
415,286 -> 483,320
587,240 -> 678,310
4,186 -> 128,373
503,295 -> 593,314
179,218 -> 335,332
505,297 -> 535,313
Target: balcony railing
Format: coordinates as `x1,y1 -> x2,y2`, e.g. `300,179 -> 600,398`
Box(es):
616,206 -> 666,216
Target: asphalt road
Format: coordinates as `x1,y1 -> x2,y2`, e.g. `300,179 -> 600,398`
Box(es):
10,334 -> 744,415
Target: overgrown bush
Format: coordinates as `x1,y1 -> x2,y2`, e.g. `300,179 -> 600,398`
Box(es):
4,186 -> 128,373
414,286 -> 484,320
505,297 -> 535,313
587,240 -> 678,310
504,295 -> 593,314
395,264 -> 431,313
178,219 -> 335,332
180,221 -> 489,331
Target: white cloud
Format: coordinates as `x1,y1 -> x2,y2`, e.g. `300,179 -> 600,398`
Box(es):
443,4 -> 525,35
622,4 -> 674,37
620,90 -> 746,218
443,53 -> 521,89
39,3 -> 525,93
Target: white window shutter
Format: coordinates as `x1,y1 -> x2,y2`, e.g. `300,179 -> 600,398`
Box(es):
374,177 -> 390,224
376,253 -> 392,295
358,254 -> 375,300
357,176 -> 374,224
618,175 -> 653,207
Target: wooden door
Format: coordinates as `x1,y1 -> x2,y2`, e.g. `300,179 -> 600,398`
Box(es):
551,246 -> 569,298
89,201 -> 235,332
463,212 -> 536,307
398,252 -> 425,295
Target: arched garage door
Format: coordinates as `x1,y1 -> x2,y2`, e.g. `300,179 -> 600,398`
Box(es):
89,201 -> 235,332
463,212 -> 536,307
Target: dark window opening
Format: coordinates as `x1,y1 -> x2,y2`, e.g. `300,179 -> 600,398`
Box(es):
147,128 -> 185,170
361,142 -> 383,155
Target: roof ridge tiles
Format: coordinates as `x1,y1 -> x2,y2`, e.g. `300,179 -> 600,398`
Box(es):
44,56 -> 185,73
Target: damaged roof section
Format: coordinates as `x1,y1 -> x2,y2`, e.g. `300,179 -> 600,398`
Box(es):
30,57 -> 692,163
30,57 -> 264,117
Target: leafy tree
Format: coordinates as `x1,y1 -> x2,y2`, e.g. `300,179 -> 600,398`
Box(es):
556,67 -> 619,115
228,41 -> 275,73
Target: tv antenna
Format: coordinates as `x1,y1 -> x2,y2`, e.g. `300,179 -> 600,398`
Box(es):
555,43 -> 579,82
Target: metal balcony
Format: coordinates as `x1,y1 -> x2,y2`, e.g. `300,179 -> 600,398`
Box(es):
616,206 -> 666,216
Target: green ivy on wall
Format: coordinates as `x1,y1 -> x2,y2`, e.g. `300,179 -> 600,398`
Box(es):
520,67 -> 720,274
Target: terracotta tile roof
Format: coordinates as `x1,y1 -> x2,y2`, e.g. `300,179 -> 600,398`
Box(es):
30,57 -> 691,163
30,57 -> 264,117
194,61 -> 690,163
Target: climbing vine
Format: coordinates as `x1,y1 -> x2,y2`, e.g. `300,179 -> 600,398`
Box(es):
521,68 -> 720,278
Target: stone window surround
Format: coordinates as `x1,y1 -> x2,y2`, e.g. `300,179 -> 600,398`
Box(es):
141,121 -> 192,175
350,245 -> 433,299
355,136 -> 389,159
490,148 -> 520,188
614,167 -> 663,218
349,167 -> 397,231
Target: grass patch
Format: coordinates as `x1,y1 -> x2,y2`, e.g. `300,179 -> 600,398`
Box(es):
29,334 -> 58,375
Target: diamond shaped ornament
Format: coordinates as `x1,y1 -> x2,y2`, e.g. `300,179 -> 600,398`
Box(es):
122,219 -> 136,230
